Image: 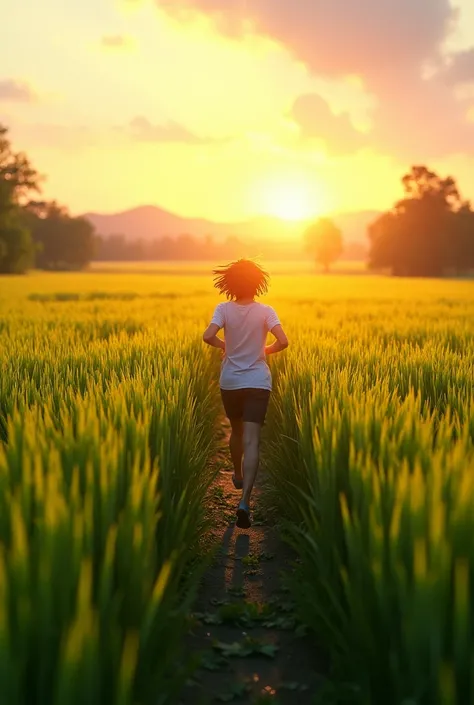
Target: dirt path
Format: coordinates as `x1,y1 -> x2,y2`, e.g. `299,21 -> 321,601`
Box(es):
180,422 -> 326,705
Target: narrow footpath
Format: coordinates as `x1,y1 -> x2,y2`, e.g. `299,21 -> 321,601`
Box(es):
180,422 -> 326,705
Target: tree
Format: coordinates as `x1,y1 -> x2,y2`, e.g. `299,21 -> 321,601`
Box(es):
0,124 -> 40,273
447,203 -> 474,274
368,166 -> 474,277
401,165 -> 461,206
24,200 -> 96,270
0,217 -> 33,274
304,218 -> 343,273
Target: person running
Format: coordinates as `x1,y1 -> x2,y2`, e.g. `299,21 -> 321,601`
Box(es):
203,259 -> 289,529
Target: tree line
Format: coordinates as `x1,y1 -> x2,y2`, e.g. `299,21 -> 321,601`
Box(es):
368,166 -> 474,276
0,124 -> 95,273
305,167 -> 474,275
1,122 -> 473,276
95,232 -> 351,263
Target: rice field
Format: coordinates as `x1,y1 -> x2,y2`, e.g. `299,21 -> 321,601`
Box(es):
1,267 -> 474,704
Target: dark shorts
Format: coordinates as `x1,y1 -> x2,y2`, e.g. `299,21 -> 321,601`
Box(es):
220,388 -> 271,425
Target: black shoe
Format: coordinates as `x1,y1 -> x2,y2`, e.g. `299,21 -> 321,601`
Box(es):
236,501 -> 251,529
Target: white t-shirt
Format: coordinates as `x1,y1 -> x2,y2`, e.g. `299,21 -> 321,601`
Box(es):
211,301 -> 281,391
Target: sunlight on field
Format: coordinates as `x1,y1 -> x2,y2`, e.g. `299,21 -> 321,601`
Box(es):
0,267 -> 222,703
88,260 -> 367,276
2,261 -> 474,308
1,265 -> 474,703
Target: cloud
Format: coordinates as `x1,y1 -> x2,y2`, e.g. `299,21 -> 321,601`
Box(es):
101,35 -> 133,49
156,0 -> 474,158
294,82 -> 474,160
0,79 -> 36,103
129,115 -> 224,144
371,77 -> 474,159
157,0 -> 455,88
445,49 -> 474,85
10,116 -> 225,152
290,94 -> 365,155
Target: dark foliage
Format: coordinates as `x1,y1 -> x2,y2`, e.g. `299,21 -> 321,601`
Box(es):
24,200 -> 96,271
368,166 -> 474,277
0,124 -> 40,273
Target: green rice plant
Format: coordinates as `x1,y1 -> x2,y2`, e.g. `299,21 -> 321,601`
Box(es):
266,288 -> 474,705
2,267 -> 474,705
0,280 -> 222,705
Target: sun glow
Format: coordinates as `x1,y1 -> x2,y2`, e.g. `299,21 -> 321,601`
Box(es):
257,175 -> 324,222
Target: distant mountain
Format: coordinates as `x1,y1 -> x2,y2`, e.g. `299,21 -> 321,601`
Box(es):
82,205 -> 380,245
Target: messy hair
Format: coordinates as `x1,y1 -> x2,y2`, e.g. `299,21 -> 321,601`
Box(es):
213,259 -> 270,300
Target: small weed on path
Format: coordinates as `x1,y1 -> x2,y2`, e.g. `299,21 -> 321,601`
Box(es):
180,421 -> 326,705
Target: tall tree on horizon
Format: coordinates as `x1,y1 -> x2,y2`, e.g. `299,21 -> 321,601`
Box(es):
0,124 -> 41,273
369,166 -> 474,277
304,217 -> 344,273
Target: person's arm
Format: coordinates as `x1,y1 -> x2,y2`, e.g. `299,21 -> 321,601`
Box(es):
265,324 -> 289,355
203,323 -> 225,351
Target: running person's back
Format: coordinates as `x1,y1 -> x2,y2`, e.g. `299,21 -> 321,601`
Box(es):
203,260 -> 288,528
212,300 -> 280,391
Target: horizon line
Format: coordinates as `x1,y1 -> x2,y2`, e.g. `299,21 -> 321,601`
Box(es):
76,202 -> 381,223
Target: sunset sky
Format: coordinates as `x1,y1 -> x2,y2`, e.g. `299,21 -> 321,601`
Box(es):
1,0 -> 474,222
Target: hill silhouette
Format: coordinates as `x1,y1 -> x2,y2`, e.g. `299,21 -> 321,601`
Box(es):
82,205 -> 379,246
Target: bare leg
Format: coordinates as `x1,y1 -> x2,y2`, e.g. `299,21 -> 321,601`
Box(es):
229,418 -> 243,481
241,421 -> 261,506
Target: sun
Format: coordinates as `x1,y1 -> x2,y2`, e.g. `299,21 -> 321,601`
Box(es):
268,186 -> 314,221
256,174 -> 324,222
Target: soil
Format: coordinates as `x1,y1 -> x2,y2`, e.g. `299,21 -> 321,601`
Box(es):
179,421 -> 327,705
